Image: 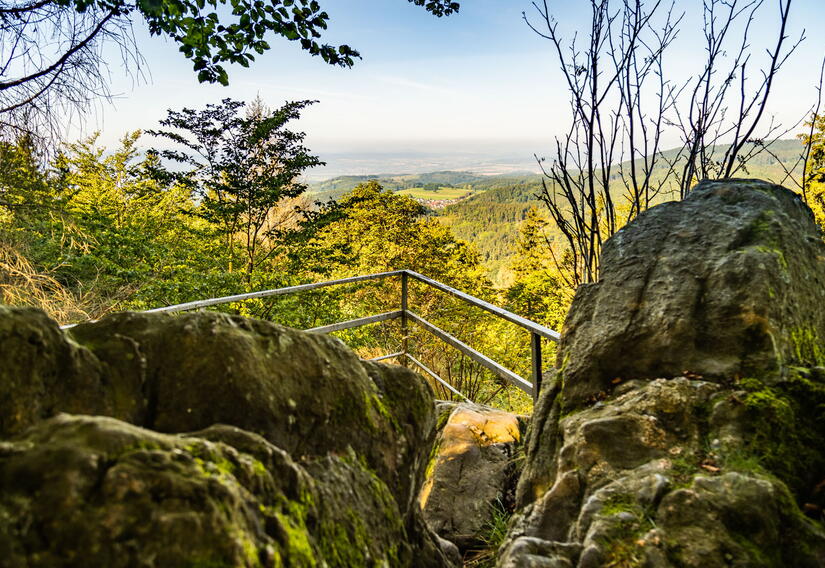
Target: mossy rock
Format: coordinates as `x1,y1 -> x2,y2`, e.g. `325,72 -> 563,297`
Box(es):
0,306 -> 144,436
0,309 -> 435,510
0,308 -> 455,566
558,179 -> 825,407
502,377 -> 825,568
722,367 -> 825,503
420,402 -> 523,550
504,180 -> 825,568
0,414 -> 431,567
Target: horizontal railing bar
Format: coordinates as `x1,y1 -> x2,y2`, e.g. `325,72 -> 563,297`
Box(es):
306,311 -> 402,334
368,351 -> 405,362
405,353 -> 469,401
144,271 -> 405,314
59,269 -> 556,402
405,310 -> 533,396
404,270 -> 560,342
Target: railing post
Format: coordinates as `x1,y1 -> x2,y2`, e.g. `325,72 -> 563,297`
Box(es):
531,332 -> 542,404
400,271 -> 409,367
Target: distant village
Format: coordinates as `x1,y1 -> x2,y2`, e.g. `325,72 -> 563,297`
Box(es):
416,197 -> 468,210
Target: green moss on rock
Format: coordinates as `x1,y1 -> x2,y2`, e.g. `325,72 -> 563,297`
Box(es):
736,369 -> 825,501
0,413 -> 453,568
0,306 -> 457,567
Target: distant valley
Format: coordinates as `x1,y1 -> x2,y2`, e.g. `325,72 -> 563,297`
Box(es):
308,139 -> 809,287
308,171 -> 546,285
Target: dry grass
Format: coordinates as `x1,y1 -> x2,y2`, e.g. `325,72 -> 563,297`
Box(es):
0,242 -> 124,325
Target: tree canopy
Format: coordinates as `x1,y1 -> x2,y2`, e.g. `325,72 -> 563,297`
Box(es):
801,112 -> 825,230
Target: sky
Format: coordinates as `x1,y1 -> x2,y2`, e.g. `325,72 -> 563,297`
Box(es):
88,0 -> 825,179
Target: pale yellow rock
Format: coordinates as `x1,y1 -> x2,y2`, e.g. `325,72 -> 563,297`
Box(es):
420,403 -> 523,549
441,407 -> 519,457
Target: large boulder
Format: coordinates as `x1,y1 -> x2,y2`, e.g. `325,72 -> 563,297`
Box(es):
558,179 -> 825,407
0,306 -> 141,435
503,180 -> 825,567
0,414 -> 418,567
504,374 -> 825,567
67,311 -> 433,511
0,309 -> 455,567
420,402 -> 525,550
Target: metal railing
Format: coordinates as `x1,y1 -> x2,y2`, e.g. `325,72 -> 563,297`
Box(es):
69,270 -> 560,402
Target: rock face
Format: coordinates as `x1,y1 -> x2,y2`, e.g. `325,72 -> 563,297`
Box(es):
420,402 -> 525,550
506,376 -> 825,567
503,180 -> 825,567
0,309 -> 455,567
559,179 -> 825,407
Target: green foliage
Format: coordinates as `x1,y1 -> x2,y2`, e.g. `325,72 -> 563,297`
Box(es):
0,117 -> 330,320
436,177 -> 546,283
481,498 -> 511,550
50,0 -> 458,86
1,131 -> 213,318
52,131 -> 195,278
0,121 -> 569,413
790,327 -> 825,366
504,206 -> 571,331
0,137 -> 89,320
595,494 -> 655,568
301,181 -> 485,283
0,135 -> 51,209
464,498 -> 511,567
294,181 -> 540,411
800,113 -> 825,232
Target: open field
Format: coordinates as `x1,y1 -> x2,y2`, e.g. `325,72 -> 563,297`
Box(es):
396,186 -> 476,200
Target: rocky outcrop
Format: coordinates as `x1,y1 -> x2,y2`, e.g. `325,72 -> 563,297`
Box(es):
0,309 -> 455,567
0,307 -> 137,436
0,415 -> 417,567
503,180 -> 825,567
420,402 -> 525,550
558,179 -> 825,407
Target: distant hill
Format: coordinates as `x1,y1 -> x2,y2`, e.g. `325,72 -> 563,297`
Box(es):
447,139 -> 808,283
309,139 -> 808,286
612,138 -> 805,195
308,171 -> 493,201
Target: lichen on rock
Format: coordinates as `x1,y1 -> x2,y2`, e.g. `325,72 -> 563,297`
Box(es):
502,180 -> 825,568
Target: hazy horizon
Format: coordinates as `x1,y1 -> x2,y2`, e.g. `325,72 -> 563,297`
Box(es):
302,139 -> 548,181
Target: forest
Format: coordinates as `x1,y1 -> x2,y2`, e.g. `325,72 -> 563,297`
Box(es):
0,98 -> 567,413
4,1 -> 825,567
2,0 -> 825,414
3,100 -> 824,414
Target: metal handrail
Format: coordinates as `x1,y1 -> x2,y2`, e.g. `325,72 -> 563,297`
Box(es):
404,353 -> 469,402
144,271 -> 404,314
404,270 -> 560,341
306,311 -> 402,334
62,270 -> 559,402
405,310 -> 533,394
